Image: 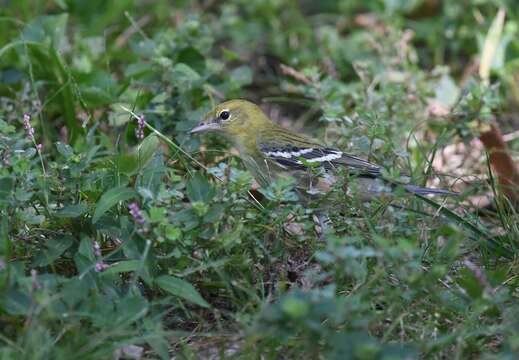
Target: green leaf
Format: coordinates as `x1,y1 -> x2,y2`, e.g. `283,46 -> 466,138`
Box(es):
137,134 -> 160,166
92,186 -> 137,224
165,225 -> 181,242
176,47 -> 206,73
230,65 -> 253,86
0,177 -> 14,204
0,68 -> 23,86
156,275 -> 210,308
21,14 -> 69,51
433,72 -> 459,108
169,63 -> 201,88
55,141 -> 74,159
116,134 -> 160,175
0,118 -> 16,133
282,297 -> 310,319
149,207 -> 166,222
203,204 -> 225,223
186,173 -> 215,203
0,213 -> 11,256
77,234 -> 95,262
55,203 -> 88,218
115,154 -> 139,175
33,235 -> 74,266
4,290 -> 32,316
20,209 -> 45,225
101,260 -> 142,275
77,70 -> 119,107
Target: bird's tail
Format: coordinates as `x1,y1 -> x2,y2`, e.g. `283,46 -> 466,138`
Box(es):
403,184 -> 458,196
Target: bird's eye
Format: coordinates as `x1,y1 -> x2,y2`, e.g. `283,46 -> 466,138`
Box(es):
219,110 -> 230,121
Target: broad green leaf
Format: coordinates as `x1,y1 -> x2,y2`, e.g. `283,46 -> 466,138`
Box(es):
165,225 -> 181,242
0,177 -> 14,204
434,72 -> 459,109
60,278 -> 90,308
115,154 -> 139,175
109,102 -> 133,126
0,69 -> 23,86
55,141 -> 74,159
77,70 -> 119,107
0,118 -> 16,133
21,14 -> 69,51
20,209 -> 45,225
4,290 -> 32,316
77,234 -> 95,261
55,203 -> 88,218
147,336 -> 170,360
203,204 -> 225,223
33,235 -> 74,266
116,134 -> 160,175
101,260 -> 142,275
176,47 -> 206,73
230,65 -> 252,86
137,134 -> 160,166
186,173 -> 215,203
170,63 -> 201,88
149,207 -> 166,222
156,275 -> 210,308
92,186 -> 136,223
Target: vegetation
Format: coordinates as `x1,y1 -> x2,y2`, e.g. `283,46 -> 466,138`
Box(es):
1,1 -> 519,358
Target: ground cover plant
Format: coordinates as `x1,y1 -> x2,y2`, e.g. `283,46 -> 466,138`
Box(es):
1,0 -> 519,358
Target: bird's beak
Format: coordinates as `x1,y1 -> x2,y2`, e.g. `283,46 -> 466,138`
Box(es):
189,121 -> 219,134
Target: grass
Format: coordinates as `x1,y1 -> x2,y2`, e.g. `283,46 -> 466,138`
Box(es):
1,1 -> 519,359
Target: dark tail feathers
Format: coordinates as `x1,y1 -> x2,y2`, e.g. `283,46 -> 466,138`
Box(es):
403,184 -> 459,196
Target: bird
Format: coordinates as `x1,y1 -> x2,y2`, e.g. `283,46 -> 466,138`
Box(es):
190,99 -> 457,200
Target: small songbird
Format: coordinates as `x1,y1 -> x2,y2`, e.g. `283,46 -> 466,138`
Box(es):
190,99 -> 456,199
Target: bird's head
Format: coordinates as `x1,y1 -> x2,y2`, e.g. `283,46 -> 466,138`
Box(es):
190,99 -> 272,139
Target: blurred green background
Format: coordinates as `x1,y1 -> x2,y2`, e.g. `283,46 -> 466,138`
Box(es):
1,1 -> 519,358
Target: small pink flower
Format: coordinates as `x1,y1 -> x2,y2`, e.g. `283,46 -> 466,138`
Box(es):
135,114 -> 145,140
93,241 -> 102,257
95,262 -> 109,272
128,202 -> 145,224
22,114 -> 42,151
23,113 -> 35,141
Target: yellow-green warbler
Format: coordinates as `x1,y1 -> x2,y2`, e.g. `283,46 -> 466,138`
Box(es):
190,99 -> 456,199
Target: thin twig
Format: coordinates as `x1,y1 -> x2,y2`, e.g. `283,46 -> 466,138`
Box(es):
115,15 -> 152,49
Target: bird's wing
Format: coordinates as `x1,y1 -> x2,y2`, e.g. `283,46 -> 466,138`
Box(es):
257,141 -> 381,176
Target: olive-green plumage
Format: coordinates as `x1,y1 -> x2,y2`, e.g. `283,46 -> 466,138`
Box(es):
190,99 -> 456,198
191,100 -> 319,187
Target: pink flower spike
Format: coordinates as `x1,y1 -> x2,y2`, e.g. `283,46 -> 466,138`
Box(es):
135,114 -> 145,140
128,202 -> 145,224
22,113 -> 36,142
